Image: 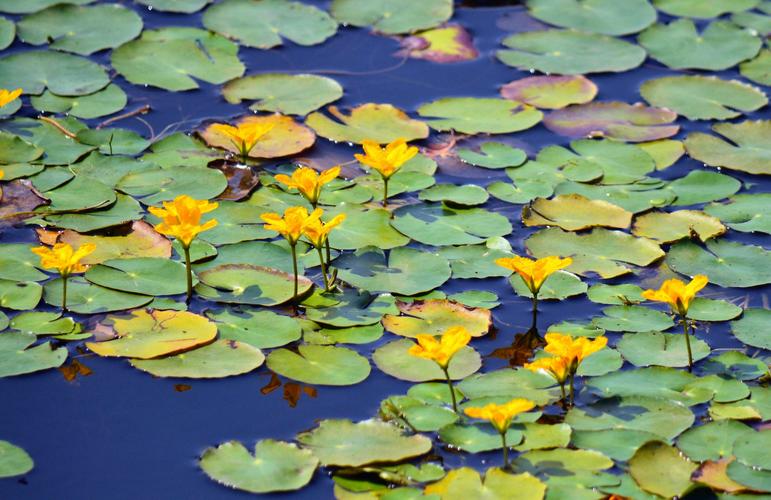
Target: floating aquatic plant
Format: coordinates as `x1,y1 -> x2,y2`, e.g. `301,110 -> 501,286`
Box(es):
31,242 -> 95,312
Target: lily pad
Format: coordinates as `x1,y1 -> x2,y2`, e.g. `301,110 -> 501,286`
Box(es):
456,142 -> 527,169
417,97 -> 543,135
523,194 -> 631,231
632,210 -> 726,243
0,0 -> 94,14
668,170 -> 741,207
629,441 -> 697,499
196,264 -> 312,306
640,76 -> 768,121
30,84 -> 127,120
638,20 -> 762,70
686,297 -> 743,322
202,114 -> 316,159
10,311 -> 77,336
0,331 -> 67,377
425,468 -> 545,500
43,277 -> 152,314
653,0 -> 761,18
419,184 -> 489,205
726,459 -> 771,492
667,239 -> 771,288
571,429 -> 659,461
306,103 -> 429,144
587,284 -> 644,305
111,27 -> 245,91
398,24 -> 478,63
117,165 -> 227,205
267,344 -> 369,386
0,50 -> 108,96
676,420 -> 756,462
544,102 -> 679,142
330,0 -> 452,35
326,206 -> 409,250
554,179 -> 676,213
0,441 -> 33,478
135,0 -> 210,13
741,49 -> 771,86
459,368 -> 560,406
527,0 -> 656,35
438,242 -> 513,280
684,120 -> 771,176
0,280 -> 42,310
222,73 -> 342,115
497,30 -> 646,75
705,194 -> 771,234
305,290 -> 397,328
0,244 -> 49,282
731,308 -> 771,350
392,204 -> 512,246
130,339 -> 264,379
593,305 -> 674,332
382,299 -> 491,338
511,270 -> 587,300
86,309 -> 216,359
500,75 -> 597,110
17,4 -> 143,55
296,419 -> 432,466
617,331 -> 711,368
85,257 -> 190,296
207,308 -> 300,349
373,338 -> 481,382
438,424 -> 524,453
38,194 -> 143,232
701,351 -> 768,381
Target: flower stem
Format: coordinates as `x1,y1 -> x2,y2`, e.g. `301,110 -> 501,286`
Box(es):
183,245 -> 193,304
531,292 -> 538,329
316,245 -> 331,291
500,431 -> 510,470
559,382 -> 566,403
383,177 -> 389,208
682,314 -> 693,373
324,238 -> 336,287
290,243 -> 299,301
442,366 -> 458,414
62,274 -> 68,313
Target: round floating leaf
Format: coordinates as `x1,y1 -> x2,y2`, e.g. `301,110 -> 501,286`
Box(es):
200,440 -> 317,494
117,165 -> 226,205
523,194 -> 632,231
382,299 -> 491,338
0,441 -> 33,478
39,194 -> 143,232
526,227 -> 664,279
326,207 -> 408,250
417,97 -> 542,135
733,8 -> 771,35
686,298 -> 742,322
392,204 -> 512,246
511,270 -> 586,300
705,194 -> 771,235
640,76 -> 767,121
732,308 -> 771,350
419,184 -> 489,205
593,305 -> 674,332
726,460 -> 771,492
684,120 -> 771,176
571,429 -> 659,461
130,340 -> 264,379
701,351 -> 768,381
0,244 -> 48,282
667,239 -> 771,288
668,170 -> 741,207
653,0 -> 761,18
438,424 -> 524,453
202,115 -> 315,159
617,331 -> 711,368
438,243 -> 513,280
17,4 -> 143,55
0,280 -> 41,311
676,420 -> 756,462
425,468 -> 545,500
555,179 -> 675,214
0,0 -> 94,14
112,27 -> 245,91
456,142 -> 527,169
334,247 -> 451,296
449,290 -> 499,309
497,30 -> 646,75
43,276 -> 152,314
305,290 -> 397,328
135,0 -> 210,13
0,331 -> 67,377
500,75 -> 597,110
267,344 -> 369,386
85,257 -> 189,296
58,222 -> 171,265
306,103 -> 429,144
0,50 -> 108,96
373,338 -> 481,382
330,0 -> 452,34
733,431 -> 771,469
544,102 -> 679,142
459,368 -> 560,406
638,20 -> 762,70
297,419 -> 432,467
741,49 -> 771,86
86,309 -> 216,359
0,17 -> 15,51
629,441 -> 697,499
587,284 -> 644,305
207,308 -> 301,348
640,139 -> 685,170
10,311 -> 78,336
527,0 -> 656,35
514,448 -> 613,477
31,84 -> 127,120
222,73 -> 342,115
632,210 -> 726,243
197,264 -> 313,306
398,24 -> 478,63
203,0 -> 336,49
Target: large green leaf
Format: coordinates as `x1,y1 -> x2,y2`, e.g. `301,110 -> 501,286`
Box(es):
425,468 -> 545,500
527,0 -> 656,35
305,289 -> 397,328
373,338 -> 481,382
31,84 -> 127,120
85,257 -> 190,296
676,420 -> 756,462
330,0 -> 452,34
382,299 -> 491,338
222,73 -> 342,115
325,206 -> 409,250
196,264 -> 312,306
684,120 -> 771,176
632,210 -> 726,243
741,49 -> 771,86
523,194 -> 632,231
207,308 -> 301,348
417,97 -> 543,134
130,340 -> 264,379
0,331 -> 67,377
266,344 -> 370,386
616,331 -> 711,368
43,276 -> 152,314
731,308 -> 771,349
306,103 -> 429,144
0,50 -> 108,96
392,204 -> 512,246
653,0 -> 761,18
544,102 -> 679,142
629,442 -> 697,499
135,0 -> 210,13
117,165 -> 227,205
705,194 -> 771,234
0,441 -> 34,478
666,239 -> 771,288
0,0 -> 93,14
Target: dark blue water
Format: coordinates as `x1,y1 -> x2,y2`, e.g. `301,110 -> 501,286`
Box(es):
0,2 -> 768,499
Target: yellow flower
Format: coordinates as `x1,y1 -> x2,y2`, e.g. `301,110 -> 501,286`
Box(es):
464,398 -> 536,434
642,275 -> 708,316
408,326 -> 471,369
0,88 -> 22,108
354,138 -> 418,179
31,242 -> 96,276
495,255 -> 573,295
304,213 -> 346,248
148,195 -> 218,248
210,121 -> 274,157
543,333 -> 607,369
260,206 -> 323,245
275,166 -> 340,205
524,356 -> 570,384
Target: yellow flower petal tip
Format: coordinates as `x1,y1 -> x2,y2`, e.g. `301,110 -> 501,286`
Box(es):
407,325 -> 471,369
543,332 -> 608,367
524,356 -> 570,384
642,275 -> 709,316
304,213 -> 346,248
275,165 -> 340,205
210,121 -> 275,157
495,255 -> 572,295
354,138 -> 418,179
148,195 -> 218,248
464,398 -> 536,434
0,88 -> 22,108
260,206 -> 323,245
31,242 -> 96,276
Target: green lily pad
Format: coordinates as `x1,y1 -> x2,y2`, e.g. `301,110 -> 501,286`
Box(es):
514,448 -> 613,477
514,423 -> 571,452
40,175 -> 115,212
372,338 -> 481,382
668,170 -> 741,207
85,257 -> 190,296
267,344 -> 370,386
456,142 -> 527,169
500,75 -> 597,110
629,441 -> 697,499
0,244 -> 48,282
306,103 -> 428,144
111,27 -> 245,91
0,441 -> 33,478
733,8 -> 771,35
202,0 -> 336,49
638,20 -> 762,70
117,165 -> 227,205
733,431 -> 771,469
425,468 -> 545,500
666,239 -> 771,288
353,153 -> 436,199
511,270 -> 586,300
587,284 -> 644,305
199,440 -> 318,494
438,424 -> 524,453
701,351 -> 768,381
0,331 -> 67,377
130,339 -> 264,379
330,0 -> 452,35
43,277 -> 152,314
632,210 -> 726,243
538,139 -> 657,185
741,49 -> 771,86
639,139 -> 685,171
37,194 -> 143,232
554,178 -> 675,213
381,395 -> 459,432
304,323 -> 383,345
497,30 -> 646,75
222,73 -> 342,115
10,311 -> 78,336
0,280 -> 42,310
527,0 -> 656,35
334,247 -> 451,296
732,308 -> 771,350
676,420 -> 756,462
325,206 -> 409,250
196,264 -> 312,306
382,299 -> 491,338
419,184 -> 489,205
617,331 -> 711,368
438,243 -> 513,280
705,194 -> 771,234
0,16 -> 12,51
31,84 -> 127,120
392,204 -> 512,246
526,227 -> 664,279
726,460 -> 771,492
593,305 -> 673,332
544,102 -> 679,142
0,50 -> 109,96
523,194 -> 632,231
206,308 -> 300,349
417,97 -> 543,135
571,429 -> 659,461
686,298 -> 743,321
684,120 -> 771,176
305,290 -> 397,328
8,117 -> 95,165
0,133 -> 43,164
458,368 -> 560,406
0,0 -> 94,14
135,0 -> 210,13
17,4 -> 143,55
640,76 -> 767,121
653,0 -> 761,18
576,347 -> 623,377
296,419 -> 433,467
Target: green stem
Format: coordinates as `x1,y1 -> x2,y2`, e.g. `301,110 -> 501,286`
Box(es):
183,245 -> 193,304
316,245 -> 331,291
682,314 -> 693,372
290,243 -> 299,301
531,292 -> 538,329
442,366 -> 458,414
62,274 -> 68,313
501,431 -> 509,470
383,177 -> 389,208
324,238 -> 335,287
559,382 -> 566,403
